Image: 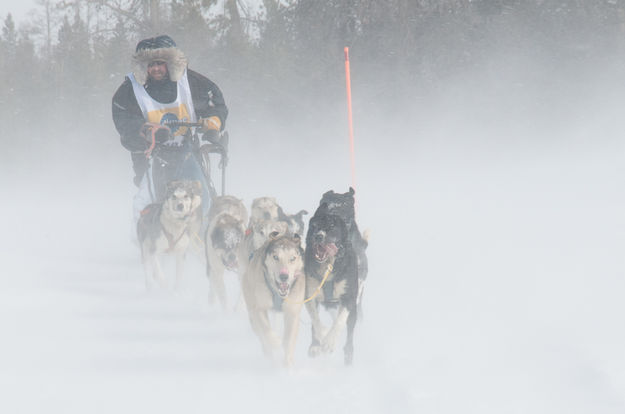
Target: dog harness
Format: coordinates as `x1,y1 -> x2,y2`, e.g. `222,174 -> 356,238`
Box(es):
141,203 -> 192,253
162,227 -> 188,253
322,279 -> 339,306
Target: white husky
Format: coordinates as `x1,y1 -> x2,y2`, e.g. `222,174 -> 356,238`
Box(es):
241,232 -> 305,366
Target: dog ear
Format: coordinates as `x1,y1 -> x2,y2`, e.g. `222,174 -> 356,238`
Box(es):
348,187 -> 355,195
191,193 -> 202,211
320,189 -> 334,202
316,202 -> 329,215
277,205 -> 289,221
166,180 -> 181,195
292,233 -> 301,246
191,180 -> 202,195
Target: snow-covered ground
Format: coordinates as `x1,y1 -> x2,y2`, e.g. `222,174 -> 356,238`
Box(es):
2,68 -> 624,413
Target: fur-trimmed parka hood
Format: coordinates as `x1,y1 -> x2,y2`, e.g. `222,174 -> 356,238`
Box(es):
132,46 -> 187,85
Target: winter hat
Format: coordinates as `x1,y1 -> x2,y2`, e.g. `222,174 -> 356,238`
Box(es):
132,35 -> 187,84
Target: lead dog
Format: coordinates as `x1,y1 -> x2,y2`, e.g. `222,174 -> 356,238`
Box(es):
305,201 -> 359,365
137,180 -> 203,289
319,188 -> 368,308
241,232 -> 305,366
204,195 -> 248,310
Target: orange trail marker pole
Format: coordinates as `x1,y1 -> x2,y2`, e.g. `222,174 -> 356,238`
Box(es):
344,47 -> 356,192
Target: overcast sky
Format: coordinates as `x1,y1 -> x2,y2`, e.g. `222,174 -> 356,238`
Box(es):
0,0 -> 264,27
1,0 -> 36,24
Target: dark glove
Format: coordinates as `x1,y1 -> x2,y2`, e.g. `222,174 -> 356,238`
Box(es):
154,128 -> 170,143
202,128 -> 220,144
133,175 -> 143,187
141,123 -> 171,144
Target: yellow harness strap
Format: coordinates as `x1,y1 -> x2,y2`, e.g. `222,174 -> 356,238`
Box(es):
284,263 -> 334,305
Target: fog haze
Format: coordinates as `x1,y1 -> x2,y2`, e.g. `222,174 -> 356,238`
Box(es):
1,0 -> 37,22
1,2 -> 624,413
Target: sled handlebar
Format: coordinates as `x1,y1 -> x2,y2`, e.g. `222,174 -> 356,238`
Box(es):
148,121 -> 228,197
149,120 -> 226,156
162,121 -> 203,128
162,121 -> 225,147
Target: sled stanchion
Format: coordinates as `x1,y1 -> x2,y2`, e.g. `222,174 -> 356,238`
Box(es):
221,162 -> 226,196
344,47 -> 356,192
221,132 -> 229,196
158,120 -> 228,202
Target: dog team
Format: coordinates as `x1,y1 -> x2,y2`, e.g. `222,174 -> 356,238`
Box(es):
137,184 -> 369,366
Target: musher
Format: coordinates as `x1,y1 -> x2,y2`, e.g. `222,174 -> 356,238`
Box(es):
112,34 -> 228,221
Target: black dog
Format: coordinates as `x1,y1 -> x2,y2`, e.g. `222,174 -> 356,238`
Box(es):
319,187 -> 368,307
304,201 -> 359,365
319,188 -> 368,277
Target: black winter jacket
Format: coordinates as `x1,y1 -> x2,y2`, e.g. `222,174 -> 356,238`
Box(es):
112,68 -> 228,152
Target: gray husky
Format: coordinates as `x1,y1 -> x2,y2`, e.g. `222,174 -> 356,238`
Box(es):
238,197 -> 288,275
137,180 -> 203,289
204,195 -> 248,310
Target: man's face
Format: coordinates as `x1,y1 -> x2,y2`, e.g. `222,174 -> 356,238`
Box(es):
147,60 -> 168,81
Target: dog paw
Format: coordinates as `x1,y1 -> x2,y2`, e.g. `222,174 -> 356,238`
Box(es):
262,340 -> 281,360
321,332 -> 338,354
154,273 -> 167,288
269,332 -> 281,348
283,355 -> 295,368
232,296 -> 246,313
343,343 -> 354,366
344,353 -> 353,366
144,276 -> 155,291
207,291 -> 217,306
308,343 -> 322,358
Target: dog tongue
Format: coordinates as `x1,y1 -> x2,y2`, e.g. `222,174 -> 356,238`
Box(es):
325,243 -> 338,256
314,242 -> 338,262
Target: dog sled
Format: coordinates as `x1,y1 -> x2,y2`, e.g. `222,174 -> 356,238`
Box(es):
143,121 -> 229,205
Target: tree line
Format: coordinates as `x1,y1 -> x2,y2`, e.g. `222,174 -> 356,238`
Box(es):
1,0 -> 624,143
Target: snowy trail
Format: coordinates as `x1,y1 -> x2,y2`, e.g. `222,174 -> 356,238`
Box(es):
2,124 -> 625,413
0,180 -> 416,413
0,244 -> 415,413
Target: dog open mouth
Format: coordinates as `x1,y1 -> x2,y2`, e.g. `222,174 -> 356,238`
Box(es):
222,257 -> 238,271
275,281 -> 291,297
220,250 -> 239,271
313,242 -> 338,263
